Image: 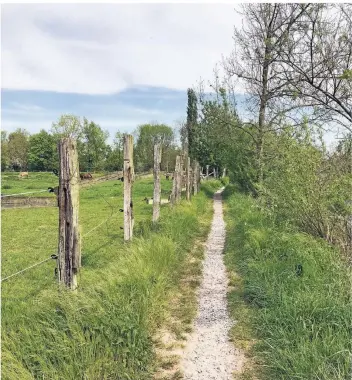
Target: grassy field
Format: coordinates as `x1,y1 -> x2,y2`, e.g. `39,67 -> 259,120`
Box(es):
223,185 -> 352,380
2,171 -> 221,379
1,171 -> 113,197
2,171 -> 60,197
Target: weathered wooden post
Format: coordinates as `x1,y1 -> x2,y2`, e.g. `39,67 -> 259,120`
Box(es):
197,161 -> 201,193
193,160 -> 198,196
170,158 -> 177,205
153,143 -> 162,222
180,154 -> 185,191
222,168 -> 227,178
186,156 -> 191,201
206,165 -> 209,180
175,155 -> 182,203
123,134 -> 134,241
57,138 -> 81,290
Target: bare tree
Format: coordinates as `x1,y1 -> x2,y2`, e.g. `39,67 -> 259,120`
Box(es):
223,3 -> 312,183
277,4 -> 352,131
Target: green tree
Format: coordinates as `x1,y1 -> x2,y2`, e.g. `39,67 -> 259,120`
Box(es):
1,131 -> 9,171
8,128 -> 30,170
104,132 -> 124,172
186,88 -> 198,159
51,114 -> 83,140
134,123 -> 174,172
79,118 -> 109,172
28,130 -> 57,171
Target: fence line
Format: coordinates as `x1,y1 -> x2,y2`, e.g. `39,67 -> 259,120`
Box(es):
1,255 -> 57,282
2,159 -> 200,285
1,189 -> 49,197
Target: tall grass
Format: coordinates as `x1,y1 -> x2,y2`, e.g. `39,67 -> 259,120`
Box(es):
223,185 -> 352,380
2,178 -> 217,379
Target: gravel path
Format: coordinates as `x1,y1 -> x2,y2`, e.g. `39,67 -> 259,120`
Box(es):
180,189 -> 243,379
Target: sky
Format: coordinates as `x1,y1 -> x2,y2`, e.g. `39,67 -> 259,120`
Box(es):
0,3 -> 342,149
1,3 -> 242,143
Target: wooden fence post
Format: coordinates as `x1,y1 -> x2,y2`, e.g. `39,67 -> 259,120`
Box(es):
180,154 -> 184,191
186,156 -> 191,201
197,161 -> 201,193
170,157 -> 177,205
123,134 -> 134,241
57,138 -> 81,290
193,160 -> 198,196
222,168 -> 227,178
175,155 -> 182,203
153,143 -> 162,222
206,165 -> 209,180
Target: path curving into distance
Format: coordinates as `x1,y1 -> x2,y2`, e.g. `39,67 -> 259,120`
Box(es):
180,189 -> 243,379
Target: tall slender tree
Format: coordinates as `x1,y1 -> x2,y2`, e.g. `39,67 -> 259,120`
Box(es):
186,88 -> 198,160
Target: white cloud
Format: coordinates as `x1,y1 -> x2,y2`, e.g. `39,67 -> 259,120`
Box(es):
7,102 -> 44,112
1,4 -> 241,94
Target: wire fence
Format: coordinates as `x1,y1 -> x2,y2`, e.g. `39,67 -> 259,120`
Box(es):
2,174 -> 124,284
2,171 -> 155,285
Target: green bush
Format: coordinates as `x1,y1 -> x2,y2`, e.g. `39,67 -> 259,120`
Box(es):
261,130 -> 352,256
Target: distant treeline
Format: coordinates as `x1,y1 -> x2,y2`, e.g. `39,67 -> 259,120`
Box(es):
1,115 -> 181,173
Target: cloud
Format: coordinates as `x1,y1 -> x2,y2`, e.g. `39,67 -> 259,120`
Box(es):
1,87 -> 188,144
7,102 -> 44,113
1,4 -> 241,95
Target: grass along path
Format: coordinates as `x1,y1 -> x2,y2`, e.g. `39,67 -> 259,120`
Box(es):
223,185 -> 351,380
180,188 -> 244,379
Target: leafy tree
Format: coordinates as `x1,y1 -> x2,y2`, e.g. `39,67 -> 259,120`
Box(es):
134,123 -> 174,172
104,131 -> 124,172
8,128 -> 29,170
28,130 -> 57,171
51,114 -> 83,140
197,85 -> 256,190
186,88 -> 198,159
79,118 -> 109,171
1,131 -> 9,171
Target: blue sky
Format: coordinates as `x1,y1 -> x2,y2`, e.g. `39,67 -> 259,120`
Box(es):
1,3 -> 239,143
1,3 -> 341,148
1,87 -> 188,142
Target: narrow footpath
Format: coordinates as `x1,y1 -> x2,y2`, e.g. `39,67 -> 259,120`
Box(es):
180,189 -> 243,379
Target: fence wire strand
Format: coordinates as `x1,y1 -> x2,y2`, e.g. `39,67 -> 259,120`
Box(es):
1,189 -> 49,197
1,256 -> 56,282
81,177 -> 120,238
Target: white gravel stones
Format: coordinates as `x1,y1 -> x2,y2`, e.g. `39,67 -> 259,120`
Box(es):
181,189 -> 242,379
